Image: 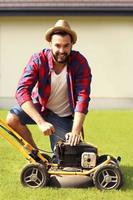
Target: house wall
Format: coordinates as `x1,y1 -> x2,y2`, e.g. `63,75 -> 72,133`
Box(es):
0,16 -> 133,109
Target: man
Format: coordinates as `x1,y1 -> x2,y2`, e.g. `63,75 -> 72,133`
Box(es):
6,19 -> 92,152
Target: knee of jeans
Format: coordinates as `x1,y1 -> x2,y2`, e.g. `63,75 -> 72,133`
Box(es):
6,112 -> 20,127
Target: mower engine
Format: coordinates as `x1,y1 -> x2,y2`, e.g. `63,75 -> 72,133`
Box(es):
55,141 -> 98,169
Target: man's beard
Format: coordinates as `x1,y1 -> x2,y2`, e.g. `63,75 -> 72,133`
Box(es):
53,52 -> 69,64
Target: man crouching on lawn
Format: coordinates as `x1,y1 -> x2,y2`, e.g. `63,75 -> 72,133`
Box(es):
6,19 -> 92,155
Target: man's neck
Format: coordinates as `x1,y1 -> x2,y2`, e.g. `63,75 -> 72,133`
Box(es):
53,61 -> 66,74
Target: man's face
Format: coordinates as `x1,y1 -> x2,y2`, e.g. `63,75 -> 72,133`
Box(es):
50,34 -> 72,64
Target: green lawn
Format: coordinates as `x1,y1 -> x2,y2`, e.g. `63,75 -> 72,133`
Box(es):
0,109 -> 133,200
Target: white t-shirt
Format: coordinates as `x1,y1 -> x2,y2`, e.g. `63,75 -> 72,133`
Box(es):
46,66 -> 72,117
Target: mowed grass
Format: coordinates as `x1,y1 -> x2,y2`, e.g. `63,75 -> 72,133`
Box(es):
0,109 -> 133,200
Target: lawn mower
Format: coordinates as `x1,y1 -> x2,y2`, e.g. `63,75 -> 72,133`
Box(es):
0,118 -> 123,190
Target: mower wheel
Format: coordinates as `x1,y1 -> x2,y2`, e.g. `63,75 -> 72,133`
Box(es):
93,164 -> 123,190
20,163 -> 49,188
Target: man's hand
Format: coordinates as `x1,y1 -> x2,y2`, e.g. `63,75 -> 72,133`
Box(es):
65,112 -> 85,146
65,132 -> 81,146
21,101 -> 55,136
37,121 -> 55,135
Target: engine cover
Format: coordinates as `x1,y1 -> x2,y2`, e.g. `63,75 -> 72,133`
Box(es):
55,141 -> 98,169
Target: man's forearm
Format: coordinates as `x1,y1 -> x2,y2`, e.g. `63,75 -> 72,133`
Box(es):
21,101 -> 55,135
72,112 -> 85,135
21,101 -> 45,124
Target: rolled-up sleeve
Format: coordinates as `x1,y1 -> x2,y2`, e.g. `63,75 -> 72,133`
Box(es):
74,54 -> 92,114
15,54 -> 39,106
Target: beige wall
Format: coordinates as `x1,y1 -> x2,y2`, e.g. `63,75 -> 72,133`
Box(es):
0,16 -> 133,108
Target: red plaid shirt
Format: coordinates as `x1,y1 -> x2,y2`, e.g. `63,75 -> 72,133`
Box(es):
16,49 -> 92,114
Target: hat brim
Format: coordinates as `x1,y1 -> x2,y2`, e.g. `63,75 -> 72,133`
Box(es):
45,26 -> 77,44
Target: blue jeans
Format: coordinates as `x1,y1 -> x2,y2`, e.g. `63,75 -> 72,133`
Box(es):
10,103 -> 73,151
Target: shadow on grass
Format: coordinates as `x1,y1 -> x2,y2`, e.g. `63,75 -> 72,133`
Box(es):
121,165 -> 133,191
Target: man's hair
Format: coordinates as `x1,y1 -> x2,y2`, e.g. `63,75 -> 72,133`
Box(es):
50,31 -> 73,43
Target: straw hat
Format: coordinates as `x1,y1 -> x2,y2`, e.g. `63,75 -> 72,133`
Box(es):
45,19 -> 77,44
